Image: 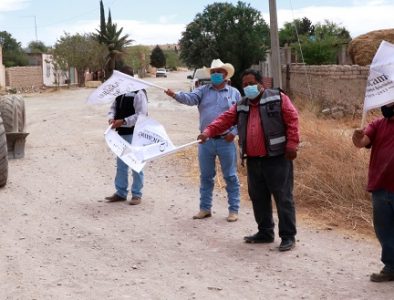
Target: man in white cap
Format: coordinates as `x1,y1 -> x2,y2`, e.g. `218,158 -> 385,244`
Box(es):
165,59 -> 241,222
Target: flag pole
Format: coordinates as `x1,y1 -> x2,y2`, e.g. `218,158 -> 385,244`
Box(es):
128,75 -> 167,91
360,111 -> 367,128
142,140 -> 200,163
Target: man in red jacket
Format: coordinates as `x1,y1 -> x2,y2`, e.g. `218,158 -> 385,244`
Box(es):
198,69 -> 300,251
352,102 -> 394,282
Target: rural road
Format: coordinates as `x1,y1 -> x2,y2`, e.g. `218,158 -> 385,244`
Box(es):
0,71 -> 393,299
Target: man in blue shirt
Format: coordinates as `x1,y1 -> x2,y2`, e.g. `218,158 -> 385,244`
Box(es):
165,59 -> 241,222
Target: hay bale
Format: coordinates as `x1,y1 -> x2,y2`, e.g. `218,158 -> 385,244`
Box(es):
348,29 -> 394,66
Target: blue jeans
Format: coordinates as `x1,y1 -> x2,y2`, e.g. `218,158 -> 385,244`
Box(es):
372,189 -> 394,272
115,134 -> 144,199
198,138 -> 240,213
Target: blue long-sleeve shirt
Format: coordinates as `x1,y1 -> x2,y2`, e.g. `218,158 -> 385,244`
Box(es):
174,84 -> 241,134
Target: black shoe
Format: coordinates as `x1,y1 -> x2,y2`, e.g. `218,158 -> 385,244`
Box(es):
370,270 -> 394,282
279,238 -> 296,251
244,233 -> 274,244
105,194 -> 126,202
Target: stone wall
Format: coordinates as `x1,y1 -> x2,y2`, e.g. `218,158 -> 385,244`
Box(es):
5,66 -> 43,90
282,64 -> 369,115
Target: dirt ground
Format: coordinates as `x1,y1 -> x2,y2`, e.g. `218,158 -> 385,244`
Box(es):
1,71 -> 393,300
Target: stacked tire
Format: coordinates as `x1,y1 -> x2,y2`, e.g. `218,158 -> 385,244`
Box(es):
0,115 -> 7,187
0,95 -> 26,187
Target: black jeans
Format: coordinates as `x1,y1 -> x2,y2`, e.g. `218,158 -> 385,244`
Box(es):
246,155 -> 296,240
372,189 -> 394,272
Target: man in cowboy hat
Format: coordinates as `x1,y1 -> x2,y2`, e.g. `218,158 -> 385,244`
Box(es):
165,58 -> 241,222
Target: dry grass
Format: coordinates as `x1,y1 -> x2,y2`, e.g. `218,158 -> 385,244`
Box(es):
179,102 -> 375,236
294,108 -> 372,234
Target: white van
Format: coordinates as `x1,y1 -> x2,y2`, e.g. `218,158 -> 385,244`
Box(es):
187,67 -> 211,91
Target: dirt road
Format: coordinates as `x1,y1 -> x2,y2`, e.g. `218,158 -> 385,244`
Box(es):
1,71 -> 393,299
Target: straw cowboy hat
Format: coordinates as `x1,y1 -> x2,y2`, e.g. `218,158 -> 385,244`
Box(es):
208,59 -> 235,80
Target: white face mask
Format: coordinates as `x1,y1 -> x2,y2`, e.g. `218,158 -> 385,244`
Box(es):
243,84 -> 260,99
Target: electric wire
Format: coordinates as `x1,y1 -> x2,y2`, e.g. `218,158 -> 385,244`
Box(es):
289,0 -> 313,102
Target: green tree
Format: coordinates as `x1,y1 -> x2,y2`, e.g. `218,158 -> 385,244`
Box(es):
313,20 -> 350,41
0,31 -> 28,67
94,3 -> 133,79
179,1 -> 269,89
150,45 -> 166,68
280,18 -> 351,64
163,49 -> 181,70
98,0 -> 106,43
53,33 -> 107,86
27,40 -> 49,53
279,17 -> 314,46
123,45 -> 151,77
296,20 -> 351,64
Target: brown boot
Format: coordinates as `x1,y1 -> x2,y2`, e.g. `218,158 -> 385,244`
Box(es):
192,210 -> 212,219
226,212 -> 238,222
105,194 -> 126,202
370,270 -> 394,282
129,196 -> 141,205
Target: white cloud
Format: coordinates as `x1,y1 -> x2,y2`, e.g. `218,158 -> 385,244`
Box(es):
0,0 -> 29,12
120,20 -> 185,45
158,14 -> 178,24
263,2 -> 394,38
45,19 -> 185,46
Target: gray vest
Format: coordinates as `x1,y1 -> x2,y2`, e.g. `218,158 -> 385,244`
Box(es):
236,88 -> 286,158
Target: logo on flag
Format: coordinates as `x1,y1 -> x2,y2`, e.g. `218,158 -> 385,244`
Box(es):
87,71 -> 165,105
104,116 -> 198,172
363,40 -> 394,111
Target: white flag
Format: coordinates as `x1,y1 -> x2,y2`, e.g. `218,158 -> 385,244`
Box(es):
87,71 -> 164,105
104,126 -> 146,173
104,116 -> 199,171
133,116 -> 200,163
363,40 -> 394,111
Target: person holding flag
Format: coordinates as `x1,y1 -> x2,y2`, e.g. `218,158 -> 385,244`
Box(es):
105,65 -> 148,205
352,40 -> 394,282
165,59 -> 241,222
352,103 -> 394,282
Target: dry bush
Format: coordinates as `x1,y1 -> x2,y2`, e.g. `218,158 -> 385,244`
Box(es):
295,109 -> 372,233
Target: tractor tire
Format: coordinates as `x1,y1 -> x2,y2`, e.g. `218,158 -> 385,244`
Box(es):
0,116 -> 8,187
13,95 -> 26,132
0,96 -> 18,132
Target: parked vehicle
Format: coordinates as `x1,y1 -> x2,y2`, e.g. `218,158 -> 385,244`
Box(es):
0,95 -> 28,187
156,68 -> 167,78
187,67 -> 211,91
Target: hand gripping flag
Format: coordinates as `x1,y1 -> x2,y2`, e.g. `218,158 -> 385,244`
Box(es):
104,116 -> 199,172
363,40 -> 394,112
87,71 -> 166,105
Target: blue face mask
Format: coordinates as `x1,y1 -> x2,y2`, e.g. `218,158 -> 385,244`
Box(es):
210,73 -> 225,85
243,84 -> 260,99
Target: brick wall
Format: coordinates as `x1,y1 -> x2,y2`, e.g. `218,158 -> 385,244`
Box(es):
5,66 -> 43,90
282,64 -> 369,114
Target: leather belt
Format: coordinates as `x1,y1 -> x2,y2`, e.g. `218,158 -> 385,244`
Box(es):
212,134 -> 227,139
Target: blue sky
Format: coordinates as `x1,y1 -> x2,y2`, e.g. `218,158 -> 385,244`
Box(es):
0,0 -> 392,48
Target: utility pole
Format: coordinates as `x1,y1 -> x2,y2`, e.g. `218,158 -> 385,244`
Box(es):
33,15 -> 38,41
22,15 -> 38,41
268,0 -> 282,88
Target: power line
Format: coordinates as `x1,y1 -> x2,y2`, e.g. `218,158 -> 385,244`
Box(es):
289,0 -> 313,102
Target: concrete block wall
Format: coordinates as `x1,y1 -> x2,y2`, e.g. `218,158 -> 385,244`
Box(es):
5,66 -> 43,90
282,64 -> 369,114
